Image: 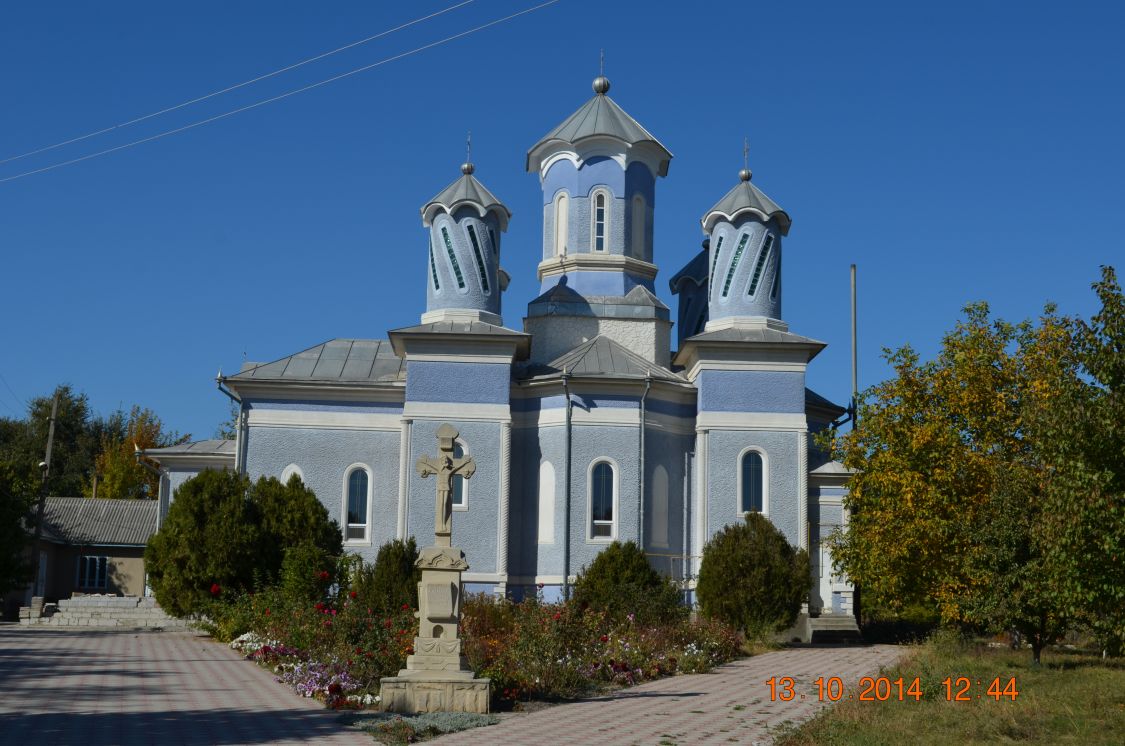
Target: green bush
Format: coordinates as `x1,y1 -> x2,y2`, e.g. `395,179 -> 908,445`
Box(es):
280,544 -> 338,605
572,540 -> 686,625
145,469 -> 342,616
696,512 -> 810,639
351,538 -> 421,614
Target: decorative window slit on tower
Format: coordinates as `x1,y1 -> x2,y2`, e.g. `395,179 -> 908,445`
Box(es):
466,225 -> 490,293
428,243 -> 441,291
440,226 -> 466,290
721,233 -> 750,298
747,234 -> 774,297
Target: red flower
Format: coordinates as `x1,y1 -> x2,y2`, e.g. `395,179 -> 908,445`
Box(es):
318,570 -> 330,581
330,608 -> 337,616
553,612 -> 562,621
349,590 -> 358,599
600,635 -> 609,643
265,608 -> 271,616
209,583 -> 221,596
315,602 -> 326,611
384,619 -> 392,628
401,603 -> 410,610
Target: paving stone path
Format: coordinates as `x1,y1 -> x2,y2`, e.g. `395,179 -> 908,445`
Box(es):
0,626 -> 369,745
0,625 -> 904,745
432,643 -> 905,746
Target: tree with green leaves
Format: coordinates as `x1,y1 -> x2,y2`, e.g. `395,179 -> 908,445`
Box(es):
145,470 -> 342,616
696,512 -> 809,639
0,462 -> 34,594
85,406 -> 186,499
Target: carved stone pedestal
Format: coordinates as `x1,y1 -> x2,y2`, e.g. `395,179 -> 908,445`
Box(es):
379,675 -> 490,714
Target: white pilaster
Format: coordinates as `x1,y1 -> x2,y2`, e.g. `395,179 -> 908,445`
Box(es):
496,420 -> 511,593
397,418 -> 412,539
798,429 -> 808,550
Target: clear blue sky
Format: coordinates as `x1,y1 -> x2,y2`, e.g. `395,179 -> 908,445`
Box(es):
1,0 -> 1122,439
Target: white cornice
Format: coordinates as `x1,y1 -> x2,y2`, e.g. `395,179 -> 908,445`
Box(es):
696,411 -> 807,432
248,409 -> 403,432
513,407 -> 694,434
419,308 -> 503,326
536,253 -> 659,282
403,401 -> 511,423
226,380 -> 405,402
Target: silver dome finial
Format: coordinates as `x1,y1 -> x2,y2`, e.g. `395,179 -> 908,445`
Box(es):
593,75 -> 610,95
461,162 -> 475,175
739,168 -> 752,182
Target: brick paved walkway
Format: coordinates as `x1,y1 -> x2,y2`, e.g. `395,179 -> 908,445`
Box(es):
431,644 -> 905,746
0,626 -> 369,745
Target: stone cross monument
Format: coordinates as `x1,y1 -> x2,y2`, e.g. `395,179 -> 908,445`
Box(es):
379,423 -> 490,713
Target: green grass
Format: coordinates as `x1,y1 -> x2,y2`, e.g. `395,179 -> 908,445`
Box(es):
776,634 -> 1125,745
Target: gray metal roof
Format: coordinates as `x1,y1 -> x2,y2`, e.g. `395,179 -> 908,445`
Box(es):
683,325 -> 825,348
388,321 -> 530,359
142,439 -> 235,458
669,248 -> 708,294
527,89 -> 673,174
702,177 -> 791,236
41,497 -> 158,547
227,339 -> 405,383
805,387 -> 847,416
421,170 -> 510,230
522,335 -> 685,383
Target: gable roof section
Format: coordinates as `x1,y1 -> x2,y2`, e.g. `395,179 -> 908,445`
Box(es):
41,497 -> 158,547
228,339 -> 405,383
522,335 -> 685,383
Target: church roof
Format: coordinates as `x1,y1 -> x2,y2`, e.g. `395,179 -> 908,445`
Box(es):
40,497 -> 158,547
702,173 -> 791,236
142,439 -> 235,458
388,320 -> 531,359
421,164 -> 510,230
669,247 -> 708,294
522,335 -> 685,383
805,387 -> 847,417
682,324 -> 825,348
527,77 -> 673,175
227,339 -> 405,383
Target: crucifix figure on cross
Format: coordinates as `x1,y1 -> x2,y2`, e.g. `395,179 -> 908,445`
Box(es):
415,423 -> 476,546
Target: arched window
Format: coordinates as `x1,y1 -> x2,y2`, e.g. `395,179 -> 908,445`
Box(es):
452,440 -> 469,510
591,189 -> 609,251
589,460 -> 616,540
740,450 -> 765,514
280,464 -> 304,485
344,465 -> 371,542
537,461 -> 556,544
554,192 -> 569,256
631,195 -> 645,256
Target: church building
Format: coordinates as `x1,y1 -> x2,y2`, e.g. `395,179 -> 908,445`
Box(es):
144,75 -> 856,627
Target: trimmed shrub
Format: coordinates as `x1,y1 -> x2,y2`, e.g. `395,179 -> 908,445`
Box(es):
572,540 -> 686,625
145,469 -> 342,616
696,512 -> 810,639
352,538 -> 421,614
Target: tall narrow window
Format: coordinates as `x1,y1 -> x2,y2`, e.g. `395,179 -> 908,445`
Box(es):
741,451 -> 764,514
346,468 -> 369,541
708,235 -> 724,296
452,440 -> 468,508
440,226 -> 465,289
554,193 -> 569,255
631,195 -> 645,256
428,242 -> 441,292
593,192 -> 607,251
590,460 -> 615,539
537,461 -> 556,544
747,234 -> 774,297
651,465 -> 669,549
466,225 -> 490,294
721,233 -> 750,298
770,256 -> 780,301
488,227 -> 498,257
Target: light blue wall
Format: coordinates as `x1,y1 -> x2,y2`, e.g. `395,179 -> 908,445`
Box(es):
406,361 -> 510,405
697,370 -> 805,413
706,429 -> 802,546
707,216 -> 783,321
243,425 -> 403,562
537,269 -> 653,296
426,211 -> 502,318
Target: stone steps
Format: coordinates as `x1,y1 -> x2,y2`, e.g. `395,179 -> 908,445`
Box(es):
20,595 -> 188,628
809,615 -> 863,644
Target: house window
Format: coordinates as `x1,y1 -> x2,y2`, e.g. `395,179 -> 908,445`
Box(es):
740,450 -> 765,514
280,464 -> 304,484
428,242 -> 441,292
451,440 -> 468,510
345,465 -> 371,542
78,555 -> 108,589
721,233 -> 750,298
440,226 -> 466,289
466,225 -> 490,294
631,195 -> 645,256
592,190 -> 608,251
708,234 -> 724,296
554,192 -> 569,255
590,460 -> 615,539
747,234 -> 774,297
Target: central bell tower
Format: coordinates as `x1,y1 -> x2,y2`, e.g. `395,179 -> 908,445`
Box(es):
523,76 -> 674,366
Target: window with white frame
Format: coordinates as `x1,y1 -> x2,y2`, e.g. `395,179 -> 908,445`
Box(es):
631,194 -> 645,256
591,189 -> 609,251
451,439 -> 469,510
344,465 -> 371,541
78,555 -> 108,589
281,464 -> 304,484
589,460 -> 616,539
553,192 -> 569,255
740,450 -> 766,514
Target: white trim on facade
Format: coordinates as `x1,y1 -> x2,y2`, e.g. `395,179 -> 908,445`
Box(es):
590,187 -> 611,252
280,464 -> 304,483
695,411 -> 807,431
397,418 -> 411,540
798,431 -> 809,550
451,438 -> 469,512
586,457 -> 620,543
553,191 -> 569,256
342,462 -> 373,546
497,422 -> 511,585
402,401 -> 511,422
735,445 -> 770,517
513,407 -> 695,434
247,409 -> 402,431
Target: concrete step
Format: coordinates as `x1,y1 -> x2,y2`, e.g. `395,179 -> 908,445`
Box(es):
809,615 -> 863,644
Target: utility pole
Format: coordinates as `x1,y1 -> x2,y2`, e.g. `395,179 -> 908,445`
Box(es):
29,389 -> 59,599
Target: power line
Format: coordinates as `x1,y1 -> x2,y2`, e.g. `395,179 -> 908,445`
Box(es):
0,1 -> 475,166
0,372 -> 28,415
0,0 -> 561,185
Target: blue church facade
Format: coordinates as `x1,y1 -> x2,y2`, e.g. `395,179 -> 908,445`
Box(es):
145,76 -> 856,622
